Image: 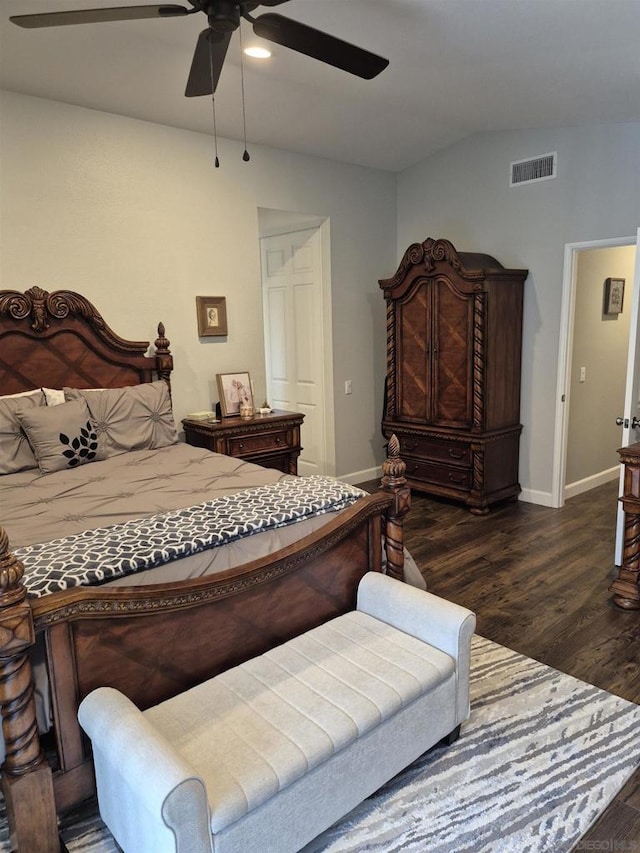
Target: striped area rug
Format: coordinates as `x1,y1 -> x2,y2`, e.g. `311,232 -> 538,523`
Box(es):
2,635 -> 639,852
305,636 -> 640,852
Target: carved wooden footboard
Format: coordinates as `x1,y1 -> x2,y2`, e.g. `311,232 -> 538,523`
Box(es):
0,444 -> 409,853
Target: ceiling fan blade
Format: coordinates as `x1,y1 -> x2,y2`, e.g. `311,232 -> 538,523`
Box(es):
10,5 -> 188,29
252,13 -> 388,80
257,0 -> 293,6
185,29 -> 231,97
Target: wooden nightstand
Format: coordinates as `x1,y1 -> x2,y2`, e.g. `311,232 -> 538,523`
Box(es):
182,410 -> 304,475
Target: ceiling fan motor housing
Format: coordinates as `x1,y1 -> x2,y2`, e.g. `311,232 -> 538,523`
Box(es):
206,0 -> 242,32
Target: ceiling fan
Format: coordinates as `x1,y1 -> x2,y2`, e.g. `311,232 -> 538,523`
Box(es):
10,2 -> 390,98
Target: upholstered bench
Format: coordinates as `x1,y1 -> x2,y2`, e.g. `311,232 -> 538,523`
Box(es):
78,572 -> 475,853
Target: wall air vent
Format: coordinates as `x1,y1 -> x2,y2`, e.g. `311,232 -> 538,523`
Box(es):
510,152 -> 557,186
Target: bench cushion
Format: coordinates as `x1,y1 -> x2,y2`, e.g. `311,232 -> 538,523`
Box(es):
144,610 -> 455,834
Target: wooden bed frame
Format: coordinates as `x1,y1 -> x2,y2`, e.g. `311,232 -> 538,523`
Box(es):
0,287 -> 410,853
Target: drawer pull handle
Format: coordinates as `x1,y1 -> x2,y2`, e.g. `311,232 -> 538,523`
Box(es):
449,473 -> 465,483
405,441 -> 418,451
448,449 -> 465,459
276,437 -> 283,444
407,464 -> 419,474
238,442 -> 244,450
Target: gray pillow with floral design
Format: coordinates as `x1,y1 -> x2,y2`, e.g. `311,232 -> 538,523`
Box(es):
16,399 -> 103,474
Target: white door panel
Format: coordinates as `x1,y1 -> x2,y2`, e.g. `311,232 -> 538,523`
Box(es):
292,245 -> 313,272
293,283 -> 315,380
265,289 -> 287,379
265,248 -> 287,277
261,228 -> 327,475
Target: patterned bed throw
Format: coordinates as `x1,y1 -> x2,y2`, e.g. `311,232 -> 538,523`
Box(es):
16,476 -> 367,598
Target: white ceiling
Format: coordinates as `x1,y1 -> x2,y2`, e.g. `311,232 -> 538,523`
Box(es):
1,0 -> 639,172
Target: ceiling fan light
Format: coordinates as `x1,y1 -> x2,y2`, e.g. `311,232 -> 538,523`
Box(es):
244,45 -> 271,59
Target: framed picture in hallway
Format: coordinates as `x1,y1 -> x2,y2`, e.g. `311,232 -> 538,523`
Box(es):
604,278 -> 625,315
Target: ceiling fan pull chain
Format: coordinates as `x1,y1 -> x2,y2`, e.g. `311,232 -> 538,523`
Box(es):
212,99 -> 220,168
208,34 -> 220,167
239,23 -> 250,162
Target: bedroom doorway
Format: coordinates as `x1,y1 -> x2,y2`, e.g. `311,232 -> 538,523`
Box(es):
258,209 -> 335,476
553,229 -> 640,564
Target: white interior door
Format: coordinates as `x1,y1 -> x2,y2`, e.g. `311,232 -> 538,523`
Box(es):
261,228 -> 327,476
615,226 -> 640,564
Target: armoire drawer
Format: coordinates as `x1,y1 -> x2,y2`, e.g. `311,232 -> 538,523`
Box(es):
404,458 -> 472,491
397,435 -> 472,467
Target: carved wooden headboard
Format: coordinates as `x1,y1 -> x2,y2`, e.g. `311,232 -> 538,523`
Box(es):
0,286 -> 173,394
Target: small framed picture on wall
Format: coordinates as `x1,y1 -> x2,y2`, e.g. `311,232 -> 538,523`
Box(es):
196,296 -> 228,336
604,278 -> 625,315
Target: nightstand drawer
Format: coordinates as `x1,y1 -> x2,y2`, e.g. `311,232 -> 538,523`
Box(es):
399,435 -> 471,466
228,431 -> 291,456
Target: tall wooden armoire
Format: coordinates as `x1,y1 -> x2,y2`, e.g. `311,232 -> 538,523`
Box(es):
380,238 -> 528,514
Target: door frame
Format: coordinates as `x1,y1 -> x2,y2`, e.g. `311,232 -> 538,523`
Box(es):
552,234 -> 637,509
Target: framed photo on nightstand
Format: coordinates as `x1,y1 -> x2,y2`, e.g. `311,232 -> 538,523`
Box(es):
216,371 -> 253,417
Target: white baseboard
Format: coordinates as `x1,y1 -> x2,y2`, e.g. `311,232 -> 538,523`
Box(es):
342,477 -> 560,506
340,470 -> 617,504
507,471 -> 618,507
518,488 -> 556,507
339,466 -> 381,486
564,466 -> 619,500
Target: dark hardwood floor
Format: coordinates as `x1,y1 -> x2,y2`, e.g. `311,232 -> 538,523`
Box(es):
359,478 -> 640,848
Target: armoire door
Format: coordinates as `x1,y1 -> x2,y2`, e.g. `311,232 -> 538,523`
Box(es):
431,277 -> 474,428
397,281 -> 430,423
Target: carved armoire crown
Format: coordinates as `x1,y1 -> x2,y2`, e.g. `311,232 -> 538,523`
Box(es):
380,238 -> 528,514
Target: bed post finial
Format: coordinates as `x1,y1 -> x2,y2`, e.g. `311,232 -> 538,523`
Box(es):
0,528 -> 25,603
154,322 -> 173,388
381,435 -> 411,581
0,527 -> 59,852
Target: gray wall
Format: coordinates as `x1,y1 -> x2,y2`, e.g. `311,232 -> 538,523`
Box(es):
566,245 -> 636,486
396,123 -> 640,502
0,90 -> 397,480
2,89 -> 639,498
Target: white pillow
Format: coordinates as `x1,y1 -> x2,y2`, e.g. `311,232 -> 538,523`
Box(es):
42,388 -> 66,406
0,389 -> 40,400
